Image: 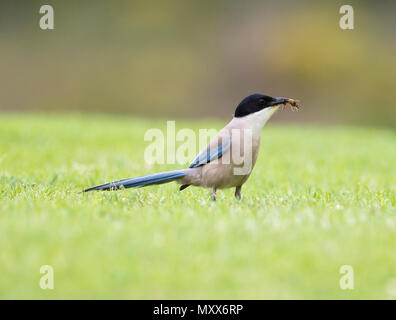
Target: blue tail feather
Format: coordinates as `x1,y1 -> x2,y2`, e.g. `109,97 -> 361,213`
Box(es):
83,169 -> 187,192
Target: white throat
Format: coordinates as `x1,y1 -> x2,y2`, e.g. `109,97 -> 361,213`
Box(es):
233,106 -> 279,134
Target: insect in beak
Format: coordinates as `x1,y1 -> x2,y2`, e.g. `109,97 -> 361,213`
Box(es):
279,98 -> 300,112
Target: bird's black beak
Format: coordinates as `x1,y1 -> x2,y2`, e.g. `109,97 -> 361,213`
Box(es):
268,97 -> 290,107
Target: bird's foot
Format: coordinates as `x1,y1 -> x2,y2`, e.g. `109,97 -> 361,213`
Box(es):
211,187 -> 217,202
235,186 -> 242,200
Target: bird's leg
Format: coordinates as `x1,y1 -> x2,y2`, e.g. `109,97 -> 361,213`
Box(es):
235,186 -> 242,200
211,187 -> 217,202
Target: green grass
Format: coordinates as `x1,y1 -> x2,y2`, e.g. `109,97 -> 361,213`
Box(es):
1,114 -> 395,299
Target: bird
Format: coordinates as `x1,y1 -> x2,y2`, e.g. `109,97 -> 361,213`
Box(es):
83,94 -> 299,201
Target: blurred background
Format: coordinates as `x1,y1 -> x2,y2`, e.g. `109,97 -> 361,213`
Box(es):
0,0 -> 395,127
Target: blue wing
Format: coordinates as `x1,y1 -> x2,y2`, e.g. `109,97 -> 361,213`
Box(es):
189,138 -> 230,168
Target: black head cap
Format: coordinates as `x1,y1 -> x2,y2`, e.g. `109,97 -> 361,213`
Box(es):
234,94 -> 278,118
